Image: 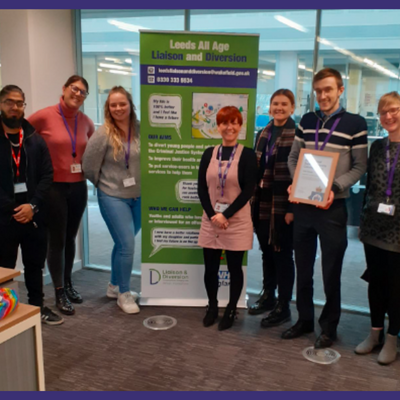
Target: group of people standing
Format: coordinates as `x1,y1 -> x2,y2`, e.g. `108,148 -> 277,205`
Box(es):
0,76 -> 142,325
0,67 -> 399,365
197,68 -> 400,365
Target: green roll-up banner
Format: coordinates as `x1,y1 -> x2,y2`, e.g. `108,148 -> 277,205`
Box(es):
140,31 -> 259,306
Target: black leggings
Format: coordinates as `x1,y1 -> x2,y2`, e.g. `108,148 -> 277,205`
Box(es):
203,248 -> 245,310
46,181 -> 87,288
364,243 -> 400,336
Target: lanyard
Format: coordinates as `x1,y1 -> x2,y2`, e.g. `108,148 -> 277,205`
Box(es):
4,128 -> 23,177
264,127 -> 276,165
59,104 -> 78,159
124,128 -> 132,169
218,144 -> 238,197
385,140 -> 400,197
315,117 -> 341,151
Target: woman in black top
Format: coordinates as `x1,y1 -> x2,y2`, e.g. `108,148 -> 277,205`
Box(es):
198,106 -> 257,330
356,92 -> 400,365
249,89 -> 296,330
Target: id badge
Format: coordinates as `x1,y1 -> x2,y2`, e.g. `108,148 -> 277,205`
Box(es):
214,202 -> 230,213
71,163 -> 82,173
377,203 -> 395,216
123,177 -> 136,188
14,182 -> 28,194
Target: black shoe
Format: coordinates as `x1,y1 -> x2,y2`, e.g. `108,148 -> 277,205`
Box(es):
55,287 -> 75,315
248,290 -> 277,315
281,319 -> 314,339
65,280 -> 83,304
203,305 -> 218,327
218,308 -> 237,331
261,301 -> 291,328
41,306 -> 64,326
314,332 -> 337,349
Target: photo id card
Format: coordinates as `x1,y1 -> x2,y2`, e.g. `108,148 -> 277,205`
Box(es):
14,182 -> 27,193
377,203 -> 395,216
123,177 -> 136,187
214,202 -> 230,213
71,163 -> 82,173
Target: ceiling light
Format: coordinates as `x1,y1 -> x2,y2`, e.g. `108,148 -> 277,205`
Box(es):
125,59 -> 132,64
97,68 -> 102,72
262,70 -> 275,76
108,19 -> 146,33
99,63 -> 132,71
108,70 -> 137,76
274,15 -> 308,33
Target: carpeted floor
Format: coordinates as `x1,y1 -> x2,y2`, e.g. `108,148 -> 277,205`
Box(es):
18,269 -> 400,391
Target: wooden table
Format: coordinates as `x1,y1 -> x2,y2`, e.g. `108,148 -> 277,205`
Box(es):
0,269 -> 45,391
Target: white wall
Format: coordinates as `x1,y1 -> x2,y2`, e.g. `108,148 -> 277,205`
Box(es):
0,10 -> 83,279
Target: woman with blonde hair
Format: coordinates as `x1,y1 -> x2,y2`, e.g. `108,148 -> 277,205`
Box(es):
356,91 -> 400,364
83,86 -> 141,314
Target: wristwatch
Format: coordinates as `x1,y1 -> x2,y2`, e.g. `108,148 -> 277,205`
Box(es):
29,204 -> 38,213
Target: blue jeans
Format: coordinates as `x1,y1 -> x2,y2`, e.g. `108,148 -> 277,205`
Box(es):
97,189 -> 141,293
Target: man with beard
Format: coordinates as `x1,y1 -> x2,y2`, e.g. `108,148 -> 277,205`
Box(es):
0,85 -> 63,325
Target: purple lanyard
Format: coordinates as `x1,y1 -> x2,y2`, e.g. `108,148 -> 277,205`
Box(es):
315,117 -> 341,151
125,128 -> 132,169
264,127 -> 276,164
385,140 -> 400,197
59,104 -> 78,159
218,144 -> 238,197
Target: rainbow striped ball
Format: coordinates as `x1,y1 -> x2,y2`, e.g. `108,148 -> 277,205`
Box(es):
0,288 -> 19,321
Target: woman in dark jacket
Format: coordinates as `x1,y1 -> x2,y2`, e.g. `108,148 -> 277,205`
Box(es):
249,89 -> 296,329
356,92 -> 400,365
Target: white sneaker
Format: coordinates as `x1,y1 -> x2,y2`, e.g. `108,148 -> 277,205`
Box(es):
107,283 -> 140,301
106,283 -> 119,299
117,292 -> 140,314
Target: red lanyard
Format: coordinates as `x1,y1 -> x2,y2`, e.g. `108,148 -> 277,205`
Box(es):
4,129 -> 23,177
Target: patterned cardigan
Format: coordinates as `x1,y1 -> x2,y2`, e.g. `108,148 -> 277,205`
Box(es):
252,117 -> 295,249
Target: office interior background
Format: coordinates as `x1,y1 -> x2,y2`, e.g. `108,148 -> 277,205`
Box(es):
0,9 -> 400,313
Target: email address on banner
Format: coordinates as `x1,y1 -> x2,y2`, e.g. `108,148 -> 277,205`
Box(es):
157,68 -> 251,77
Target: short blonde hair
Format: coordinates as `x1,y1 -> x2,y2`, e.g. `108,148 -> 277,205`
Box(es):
378,92 -> 400,114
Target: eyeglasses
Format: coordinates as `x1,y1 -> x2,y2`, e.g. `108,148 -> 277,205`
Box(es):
378,107 -> 400,117
70,84 -> 89,98
1,99 -> 26,108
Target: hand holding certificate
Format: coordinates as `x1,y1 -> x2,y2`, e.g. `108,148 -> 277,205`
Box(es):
289,149 -> 339,208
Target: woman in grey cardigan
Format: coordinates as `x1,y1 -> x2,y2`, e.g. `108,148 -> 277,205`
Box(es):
83,86 -> 141,314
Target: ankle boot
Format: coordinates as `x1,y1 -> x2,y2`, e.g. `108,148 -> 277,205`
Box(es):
65,280 -> 83,304
355,329 -> 384,355
377,333 -> 398,365
261,300 -> 291,328
218,307 -> 237,331
55,287 -> 75,315
203,305 -> 218,327
248,289 -> 277,315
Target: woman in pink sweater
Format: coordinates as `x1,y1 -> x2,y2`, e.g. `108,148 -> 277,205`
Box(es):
28,75 -> 94,316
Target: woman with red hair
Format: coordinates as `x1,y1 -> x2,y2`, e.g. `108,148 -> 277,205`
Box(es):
198,106 -> 257,330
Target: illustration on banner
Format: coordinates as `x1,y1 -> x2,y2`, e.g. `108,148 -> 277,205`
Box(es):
191,93 -> 248,140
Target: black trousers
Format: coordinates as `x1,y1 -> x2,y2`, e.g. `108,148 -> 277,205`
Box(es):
46,181 -> 87,288
203,248 -> 244,310
293,200 -> 348,335
0,219 -> 46,307
255,219 -> 294,302
364,243 -> 400,336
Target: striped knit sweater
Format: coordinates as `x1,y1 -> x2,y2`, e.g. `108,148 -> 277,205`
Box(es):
288,109 -> 368,199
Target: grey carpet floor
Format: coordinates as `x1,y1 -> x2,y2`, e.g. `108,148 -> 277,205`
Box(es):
18,269 -> 400,391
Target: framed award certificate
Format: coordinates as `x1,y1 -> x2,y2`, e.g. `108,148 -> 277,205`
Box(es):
289,149 -> 339,207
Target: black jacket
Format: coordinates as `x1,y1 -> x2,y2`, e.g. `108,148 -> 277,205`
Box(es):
0,118 -> 53,225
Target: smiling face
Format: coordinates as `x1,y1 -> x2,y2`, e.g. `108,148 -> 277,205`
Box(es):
314,76 -> 344,116
62,80 -> 87,109
379,100 -> 400,137
108,92 -> 131,124
217,118 -> 242,146
270,94 -> 295,126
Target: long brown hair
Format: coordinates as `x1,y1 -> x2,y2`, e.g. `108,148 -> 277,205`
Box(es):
104,86 -> 139,160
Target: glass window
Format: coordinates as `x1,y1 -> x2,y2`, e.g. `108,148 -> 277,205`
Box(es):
190,10 -> 317,134
81,10 -> 185,270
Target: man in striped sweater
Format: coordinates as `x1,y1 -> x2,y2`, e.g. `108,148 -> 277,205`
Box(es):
283,68 -> 368,348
